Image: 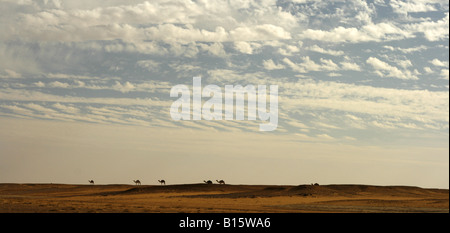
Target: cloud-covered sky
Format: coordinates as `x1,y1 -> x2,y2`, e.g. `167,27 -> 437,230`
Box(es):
0,0 -> 448,188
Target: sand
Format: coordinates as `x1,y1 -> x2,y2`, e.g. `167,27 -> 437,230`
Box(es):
0,183 -> 448,213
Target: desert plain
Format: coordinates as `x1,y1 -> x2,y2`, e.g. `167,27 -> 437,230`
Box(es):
0,183 -> 448,213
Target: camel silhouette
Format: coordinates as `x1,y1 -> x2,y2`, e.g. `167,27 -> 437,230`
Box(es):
204,180 -> 213,184
158,180 -> 166,185
133,180 -> 141,185
216,180 -> 225,185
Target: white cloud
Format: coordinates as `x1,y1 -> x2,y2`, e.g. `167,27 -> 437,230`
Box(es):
328,72 -> 342,77
0,0 -> 449,136
406,12 -> 449,41
279,79 -> 449,128
374,0 -> 388,6
397,59 -> 413,69
390,0 -> 440,15
112,81 -> 134,93
24,103 -> 57,114
2,69 -> 22,78
319,58 -> 340,71
53,103 -> 79,114
34,81 -> 46,87
169,63 -> 202,73
229,24 -> 291,41
262,59 -> 285,70
299,22 -> 412,43
167,42 -> 200,58
6,0 -> 296,51
0,87 -> 171,107
430,58 -> 448,67
277,44 -> 300,56
440,69 -> 449,80
233,41 -> 254,54
283,57 -> 343,73
1,104 -> 35,116
366,57 -> 419,80
136,60 -> 160,72
49,81 -> 70,88
199,42 -> 227,57
306,45 -> 344,56
423,67 -> 433,74
24,79 -> 172,93
317,134 -> 335,140
340,62 -> 361,71
282,57 -> 305,73
46,73 -> 108,80
383,45 -> 428,53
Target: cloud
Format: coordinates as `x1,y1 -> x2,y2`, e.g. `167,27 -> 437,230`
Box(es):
317,134 -> 335,140
441,69 -> 449,80
282,57 -> 305,73
0,0 -> 448,136
49,81 -> 70,88
390,0 -> 441,15
229,24 -> 291,41
423,67 -> 433,74
1,104 -> 35,117
277,44 -> 300,56
306,45 -> 344,56
53,103 -> 79,114
279,78 -> 449,129
136,60 -> 160,72
366,57 -> 419,80
46,73 -> 111,80
169,62 -> 202,73
262,59 -> 285,70
233,41 -> 254,54
389,0 -> 448,16
395,59 -> 413,69
318,58 -> 340,71
299,23 -> 412,43
430,58 -> 448,67
405,12 -> 449,41
340,62 -> 361,71
24,103 -> 57,114
113,81 -> 135,93
34,81 -> 46,87
2,69 -> 22,78
283,57 -> 347,73
328,72 -> 342,77
8,1 -> 294,46
23,77 -> 172,94
383,45 -> 428,54
0,88 -> 170,107
199,42 -> 227,57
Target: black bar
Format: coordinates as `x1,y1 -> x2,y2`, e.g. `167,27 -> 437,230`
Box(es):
1,213 -> 448,232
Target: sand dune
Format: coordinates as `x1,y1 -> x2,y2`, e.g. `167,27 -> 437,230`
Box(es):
0,183 -> 447,213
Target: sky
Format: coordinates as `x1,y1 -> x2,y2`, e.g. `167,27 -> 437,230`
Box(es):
0,0 -> 448,188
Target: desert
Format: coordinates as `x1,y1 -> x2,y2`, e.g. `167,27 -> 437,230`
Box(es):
0,183 -> 448,213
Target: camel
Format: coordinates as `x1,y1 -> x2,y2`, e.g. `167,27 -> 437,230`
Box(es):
88,180 -> 94,185
158,180 -> 166,185
216,180 -> 225,185
204,180 -> 213,184
133,180 -> 141,185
